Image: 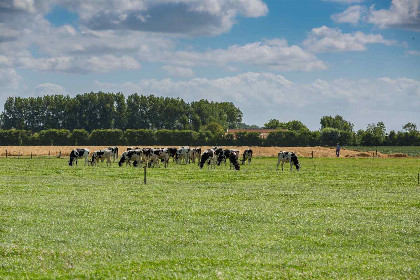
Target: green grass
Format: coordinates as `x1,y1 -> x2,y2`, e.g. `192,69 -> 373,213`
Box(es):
1,157 -> 419,279
345,146 -> 420,157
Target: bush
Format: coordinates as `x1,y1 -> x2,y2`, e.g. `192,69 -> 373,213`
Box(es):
320,128 -> 340,146
89,129 -> 123,145
37,129 -> 71,145
124,129 -> 156,146
0,129 -> 32,145
235,132 -> 262,146
69,129 -> 89,146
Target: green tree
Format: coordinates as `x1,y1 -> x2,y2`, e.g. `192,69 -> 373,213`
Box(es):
402,122 -> 417,133
320,115 -> 354,132
263,119 -> 282,129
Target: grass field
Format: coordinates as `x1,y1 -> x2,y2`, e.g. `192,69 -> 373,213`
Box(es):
345,146 -> 420,157
1,157 -> 419,279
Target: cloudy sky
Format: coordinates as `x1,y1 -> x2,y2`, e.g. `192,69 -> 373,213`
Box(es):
0,0 -> 419,131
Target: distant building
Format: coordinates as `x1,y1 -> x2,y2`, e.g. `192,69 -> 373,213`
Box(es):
226,128 -> 287,139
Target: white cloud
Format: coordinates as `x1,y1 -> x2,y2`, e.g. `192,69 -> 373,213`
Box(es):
303,26 -> 396,53
157,39 -> 327,72
0,68 -> 23,110
35,83 -> 67,96
93,72 -> 420,131
406,50 -> 420,56
162,65 -> 194,78
331,5 -> 366,24
0,68 -> 20,89
367,0 -> 420,31
62,0 -> 268,36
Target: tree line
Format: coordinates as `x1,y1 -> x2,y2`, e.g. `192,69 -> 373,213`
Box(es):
263,116 -> 420,146
0,92 -> 242,132
0,93 -> 418,146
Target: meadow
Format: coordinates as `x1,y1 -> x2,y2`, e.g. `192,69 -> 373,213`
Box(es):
344,146 -> 420,157
0,156 -> 419,279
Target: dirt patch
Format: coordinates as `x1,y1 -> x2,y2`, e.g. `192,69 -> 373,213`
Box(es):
388,153 -> 408,158
0,145 -> 395,158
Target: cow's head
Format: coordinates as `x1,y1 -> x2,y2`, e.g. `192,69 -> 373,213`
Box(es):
291,154 -> 300,171
118,155 -> 126,167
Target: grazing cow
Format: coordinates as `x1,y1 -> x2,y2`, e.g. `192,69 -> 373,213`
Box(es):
189,148 -> 201,163
118,150 -> 143,167
242,149 -> 253,165
176,146 -> 190,164
217,149 -> 236,166
167,147 -> 178,161
69,148 -> 89,166
229,150 -> 240,170
148,148 -> 169,168
107,146 -> 119,161
277,151 -> 300,171
91,149 -> 112,166
199,149 -> 216,169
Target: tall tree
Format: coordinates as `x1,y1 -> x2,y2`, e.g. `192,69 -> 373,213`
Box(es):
320,115 -> 354,132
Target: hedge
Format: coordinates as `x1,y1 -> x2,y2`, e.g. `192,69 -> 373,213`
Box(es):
0,128 -> 418,147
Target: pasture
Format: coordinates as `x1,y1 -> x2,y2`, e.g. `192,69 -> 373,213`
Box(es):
0,156 -> 419,279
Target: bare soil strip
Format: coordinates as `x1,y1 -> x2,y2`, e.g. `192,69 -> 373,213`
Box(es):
0,146 -> 408,158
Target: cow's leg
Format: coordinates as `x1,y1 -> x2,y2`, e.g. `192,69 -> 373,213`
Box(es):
290,162 -> 293,171
282,161 -> 284,171
276,159 -> 280,170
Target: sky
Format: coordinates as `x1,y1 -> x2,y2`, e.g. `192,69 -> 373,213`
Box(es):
0,0 -> 419,131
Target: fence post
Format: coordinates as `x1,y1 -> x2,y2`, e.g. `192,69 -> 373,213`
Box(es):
311,151 -> 314,159
5,149 -> 7,158
49,151 -> 50,157
31,152 -> 33,159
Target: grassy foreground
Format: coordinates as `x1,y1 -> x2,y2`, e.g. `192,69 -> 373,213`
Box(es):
0,157 -> 419,279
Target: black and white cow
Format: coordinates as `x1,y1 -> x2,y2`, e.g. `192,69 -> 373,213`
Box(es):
148,148 -> 169,168
91,149 -> 112,166
176,146 -> 190,164
118,150 -> 143,167
217,149 -> 238,166
229,150 -> 240,170
189,148 -> 201,163
277,151 -> 300,171
69,148 -> 90,166
107,146 -> 119,161
199,149 -> 216,169
242,149 -> 253,165
167,147 -> 178,162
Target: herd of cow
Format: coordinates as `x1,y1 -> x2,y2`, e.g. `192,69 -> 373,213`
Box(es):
68,147 -> 301,171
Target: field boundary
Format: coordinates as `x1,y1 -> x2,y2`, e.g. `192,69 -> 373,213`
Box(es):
0,146 -> 417,158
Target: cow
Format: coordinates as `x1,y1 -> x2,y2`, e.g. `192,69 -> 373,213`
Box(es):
167,147 -> 178,162
277,151 -> 300,171
199,149 -> 216,169
118,150 -> 143,167
189,148 -> 201,163
91,149 -> 112,166
213,147 -> 224,165
176,146 -> 190,164
107,146 -> 119,161
229,150 -> 240,170
217,149 -> 238,166
242,149 -> 253,165
148,148 -> 169,168
69,148 -> 89,166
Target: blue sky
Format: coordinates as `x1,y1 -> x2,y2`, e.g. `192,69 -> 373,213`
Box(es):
0,0 -> 419,131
